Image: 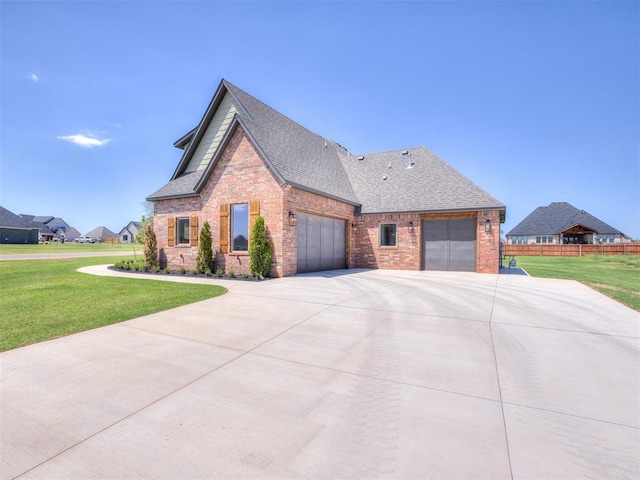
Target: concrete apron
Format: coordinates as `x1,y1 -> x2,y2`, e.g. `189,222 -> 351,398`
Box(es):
1,266 -> 638,479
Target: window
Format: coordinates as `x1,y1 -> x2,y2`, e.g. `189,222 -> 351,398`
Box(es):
168,216 -> 198,247
380,223 -> 397,247
511,235 -> 528,245
231,204 -> 249,251
176,217 -> 190,244
123,234 -> 128,242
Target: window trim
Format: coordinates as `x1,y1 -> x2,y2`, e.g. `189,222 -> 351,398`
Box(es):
176,217 -> 190,245
231,203 -> 249,252
379,223 -> 397,247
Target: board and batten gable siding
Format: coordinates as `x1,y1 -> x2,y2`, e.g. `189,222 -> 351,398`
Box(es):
184,92 -> 238,174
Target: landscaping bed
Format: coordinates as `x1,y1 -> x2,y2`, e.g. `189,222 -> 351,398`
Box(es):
111,259 -> 268,281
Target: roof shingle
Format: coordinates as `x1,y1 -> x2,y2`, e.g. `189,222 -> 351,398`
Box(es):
148,79 -> 505,214
507,202 -> 625,236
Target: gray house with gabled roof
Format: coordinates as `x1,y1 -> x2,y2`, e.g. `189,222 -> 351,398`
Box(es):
0,206 -> 39,244
148,79 -> 505,276
507,202 -> 629,245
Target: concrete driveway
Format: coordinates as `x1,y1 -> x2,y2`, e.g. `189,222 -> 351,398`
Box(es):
1,268 -> 638,479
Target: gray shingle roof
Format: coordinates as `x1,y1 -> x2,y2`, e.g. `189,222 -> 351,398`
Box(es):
0,206 -> 35,229
85,226 -> 117,239
148,79 -> 505,214
341,147 -> 504,213
507,202 -> 625,236
147,171 -> 201,201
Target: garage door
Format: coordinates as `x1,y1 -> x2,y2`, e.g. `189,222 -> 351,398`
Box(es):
423,219 -> 476,271
297,212 -> 346,273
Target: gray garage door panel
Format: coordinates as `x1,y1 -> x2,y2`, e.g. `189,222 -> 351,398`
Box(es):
423,219 -> 476,272
297,213 -> 346,273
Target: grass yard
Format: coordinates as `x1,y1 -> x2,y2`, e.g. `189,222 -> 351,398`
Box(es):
0,257 -> 226,352
0,242 -> 137,254
517,255 -> 640,312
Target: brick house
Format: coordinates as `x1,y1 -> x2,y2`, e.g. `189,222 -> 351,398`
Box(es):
148,79 -> 505,276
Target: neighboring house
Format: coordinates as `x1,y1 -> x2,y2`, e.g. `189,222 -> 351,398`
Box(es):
506,202 -> 629,245
148,79 -> 505,276
20,214 -> 78,241
85,226 -> 118,242
118,221 -> 142,243
59,226 -> 82,242
1,206 -> 39,244
20,215 -> 55,242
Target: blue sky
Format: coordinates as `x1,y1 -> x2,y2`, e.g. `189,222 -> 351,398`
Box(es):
1,0 -> 638,239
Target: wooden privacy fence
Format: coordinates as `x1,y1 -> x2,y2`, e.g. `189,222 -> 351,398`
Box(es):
502,243 -> 640,257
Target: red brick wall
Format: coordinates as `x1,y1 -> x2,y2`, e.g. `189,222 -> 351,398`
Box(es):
353,213 -> 422,270
154,128 -> 285,276
153,197 -> 202,270
476,210 -> 501,274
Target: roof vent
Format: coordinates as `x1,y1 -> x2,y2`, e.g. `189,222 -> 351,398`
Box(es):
401,150 -> 409,155
358,155 -> 364,161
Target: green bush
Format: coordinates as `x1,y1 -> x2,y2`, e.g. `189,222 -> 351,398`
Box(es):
216,268 -> 224,277
228,269 -> 235,278
164,267 -> 171,274
249,216 -> 272,278
180,265 -> 186,275
196,221 -> 214,273
204,267 -> 212,277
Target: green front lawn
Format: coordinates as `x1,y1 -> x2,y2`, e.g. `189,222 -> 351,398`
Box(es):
0,243 -> 137,254
0,257 -> 226,352
517,255 -> 640,312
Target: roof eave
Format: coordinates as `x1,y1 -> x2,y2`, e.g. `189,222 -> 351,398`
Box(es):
170,79 -> 230,180
146,192 -> 200,202
173,127 -> 196,149
287,182 -> 361,208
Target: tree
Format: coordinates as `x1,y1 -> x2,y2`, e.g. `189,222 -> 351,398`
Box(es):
135,215 -> 151,244
196,221 -> 214,273
143,222 -> 158,269
249,216 -> 272,278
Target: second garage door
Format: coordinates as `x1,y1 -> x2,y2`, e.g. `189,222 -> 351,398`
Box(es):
297,212 -> 346,274
423,218 -> 476,271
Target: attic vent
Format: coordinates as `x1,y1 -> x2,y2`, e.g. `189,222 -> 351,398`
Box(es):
401,150 -> 409,155
358,155 -> 364,161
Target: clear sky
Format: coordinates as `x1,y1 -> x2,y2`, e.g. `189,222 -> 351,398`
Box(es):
1,0 -> 638,239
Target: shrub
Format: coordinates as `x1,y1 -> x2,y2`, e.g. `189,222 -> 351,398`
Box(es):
143,223 -> 158,269
249,216 -> 272,278
242,273 -> 250,279
180,265 -> 186,275
196,221 -> 214,273
204,267 -> 212,277
164,267 -> 171,274
215,268 -> 224,277
228,269 -> 235,278
191,268 -> 199,275
153,266 -> 161,273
